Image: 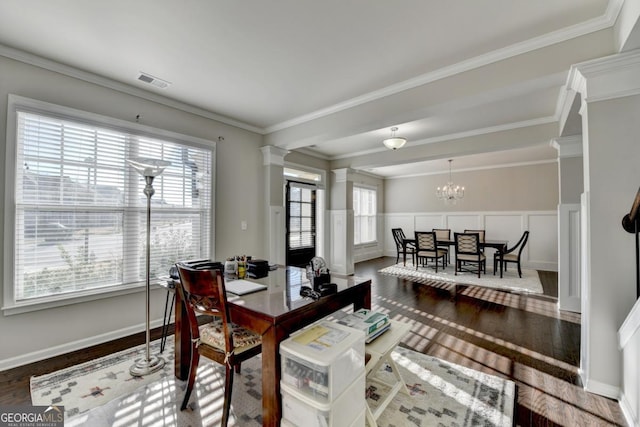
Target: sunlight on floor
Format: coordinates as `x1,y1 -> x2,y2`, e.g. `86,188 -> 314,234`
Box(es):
371,294 -> 623,426
374,295 -> 578,374
395,353 -> 511,426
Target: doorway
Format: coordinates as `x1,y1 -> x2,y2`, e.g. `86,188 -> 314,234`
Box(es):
286,181 -> 316,267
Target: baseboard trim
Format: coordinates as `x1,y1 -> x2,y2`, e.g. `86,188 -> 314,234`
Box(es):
619,391 -> 638,427
584,378 -> 621,400
0,318 -> 167,371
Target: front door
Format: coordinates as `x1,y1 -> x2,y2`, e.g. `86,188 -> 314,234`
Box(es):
286,181 -> 316,267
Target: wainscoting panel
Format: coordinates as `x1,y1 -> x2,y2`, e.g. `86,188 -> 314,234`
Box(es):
558,204 -> 581,312
527,213 -> 558,270
447,214 -> 482,232
384,211 -> 558,271
484,214 -> 524,242
415,214 -> 445,233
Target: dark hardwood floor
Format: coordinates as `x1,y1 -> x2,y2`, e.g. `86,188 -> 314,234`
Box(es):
0,257 -> 628,426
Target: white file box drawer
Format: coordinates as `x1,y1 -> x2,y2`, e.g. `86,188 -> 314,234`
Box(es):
281,371 -> 365,427
280,320 -> 365,404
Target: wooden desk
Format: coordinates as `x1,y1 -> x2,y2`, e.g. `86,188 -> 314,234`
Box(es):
174,266 -> 372,427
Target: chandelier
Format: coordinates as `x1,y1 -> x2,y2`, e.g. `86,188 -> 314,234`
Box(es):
382,127 -> 407,150
436,159 -> 464,203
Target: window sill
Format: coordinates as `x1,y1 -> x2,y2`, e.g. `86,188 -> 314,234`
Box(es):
354,241 -> 378,248
1,281 -> 163,316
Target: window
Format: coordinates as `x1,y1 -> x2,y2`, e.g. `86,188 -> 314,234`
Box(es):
287,182 -> 315,250
5,96 -> 213,310
353,185 -> 377,245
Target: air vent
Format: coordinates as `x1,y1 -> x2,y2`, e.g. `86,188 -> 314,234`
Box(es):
137,72 -> 171,89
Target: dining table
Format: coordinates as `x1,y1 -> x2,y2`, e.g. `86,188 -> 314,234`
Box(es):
173,265 -> 372,427
402,235 -> 508,277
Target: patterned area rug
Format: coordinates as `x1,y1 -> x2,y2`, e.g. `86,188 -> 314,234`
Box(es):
380,262 -> 543,294
31,338 -> 515,426
368,347 -> 515,427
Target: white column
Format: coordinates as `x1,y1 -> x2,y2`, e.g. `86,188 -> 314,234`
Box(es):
330,168 -> 354,275
261,146 -> 289,266
568,49 -> 640,398
551,136 -> 583,313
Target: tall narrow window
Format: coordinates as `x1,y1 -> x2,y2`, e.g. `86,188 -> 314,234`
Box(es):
6,97 -> 213,308
353,185 -> 377,245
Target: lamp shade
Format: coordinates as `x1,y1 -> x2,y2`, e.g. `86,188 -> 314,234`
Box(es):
127,158 -> 171,177
382,127 -> 407,150
383,137 -> 407,150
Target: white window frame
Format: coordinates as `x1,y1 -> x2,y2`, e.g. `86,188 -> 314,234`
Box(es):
3,95 -> 216,315
353,184 -> 377,245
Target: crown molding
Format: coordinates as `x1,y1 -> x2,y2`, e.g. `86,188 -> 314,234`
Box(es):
551,135 -> 583,158
332,168 -> 354,182
265,5 -> 620,134
381,159 -> 557,180
568,49 -> 640,102
1,0 -> 623,139
0,43 -> 264,135
260,146 -> 289,166
329,116 -> 557,161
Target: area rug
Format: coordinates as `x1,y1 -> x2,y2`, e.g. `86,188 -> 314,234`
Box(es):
380,262 -> 543,294
368,347 -> 515,427
31,339 -> 515,426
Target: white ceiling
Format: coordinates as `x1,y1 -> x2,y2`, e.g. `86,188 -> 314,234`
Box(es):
0,0 -> 622,178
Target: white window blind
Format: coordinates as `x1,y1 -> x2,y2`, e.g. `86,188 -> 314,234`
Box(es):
354,185 -> 377,245
12,109 -> 212,302
288,182 -> 315,249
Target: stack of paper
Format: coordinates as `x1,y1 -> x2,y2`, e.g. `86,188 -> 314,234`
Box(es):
336,309 -> 390,343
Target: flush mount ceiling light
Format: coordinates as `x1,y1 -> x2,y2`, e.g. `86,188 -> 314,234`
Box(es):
383,127 -> 407,150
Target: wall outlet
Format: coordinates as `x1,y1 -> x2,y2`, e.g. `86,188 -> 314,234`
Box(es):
241,220 -> 248,230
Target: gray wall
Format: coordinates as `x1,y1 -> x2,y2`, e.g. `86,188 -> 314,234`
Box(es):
384,162 -> 558,213
559,156 -> 584,204
0,55 -> 264,367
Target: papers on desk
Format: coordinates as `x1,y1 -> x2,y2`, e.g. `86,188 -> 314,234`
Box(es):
336,309 -> 390,343
225,279 -> 268,296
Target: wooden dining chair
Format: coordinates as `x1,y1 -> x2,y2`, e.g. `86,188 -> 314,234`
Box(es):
432,228 -> 451,264
392,228 -> 416,266
415,231 -> 447,272
463,229 -> 485,243
454,232 -> 486,278
494,230 -> 529,278
176,262 -> 262,425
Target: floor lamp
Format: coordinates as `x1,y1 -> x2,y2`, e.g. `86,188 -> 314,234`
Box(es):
128,157 -> 171,376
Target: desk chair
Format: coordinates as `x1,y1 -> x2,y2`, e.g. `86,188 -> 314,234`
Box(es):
176,263 -> 262,425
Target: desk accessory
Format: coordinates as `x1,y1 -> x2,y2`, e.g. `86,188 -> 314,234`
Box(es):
300,286 -> 321,300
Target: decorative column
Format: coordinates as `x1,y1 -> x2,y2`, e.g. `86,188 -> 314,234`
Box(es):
261,146 -> 289,267
551,136 -> 583,313
568,49 -> 640,398
330,168 -> 354,275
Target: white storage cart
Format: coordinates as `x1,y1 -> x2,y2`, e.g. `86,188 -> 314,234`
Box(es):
279,320 -> 366,426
